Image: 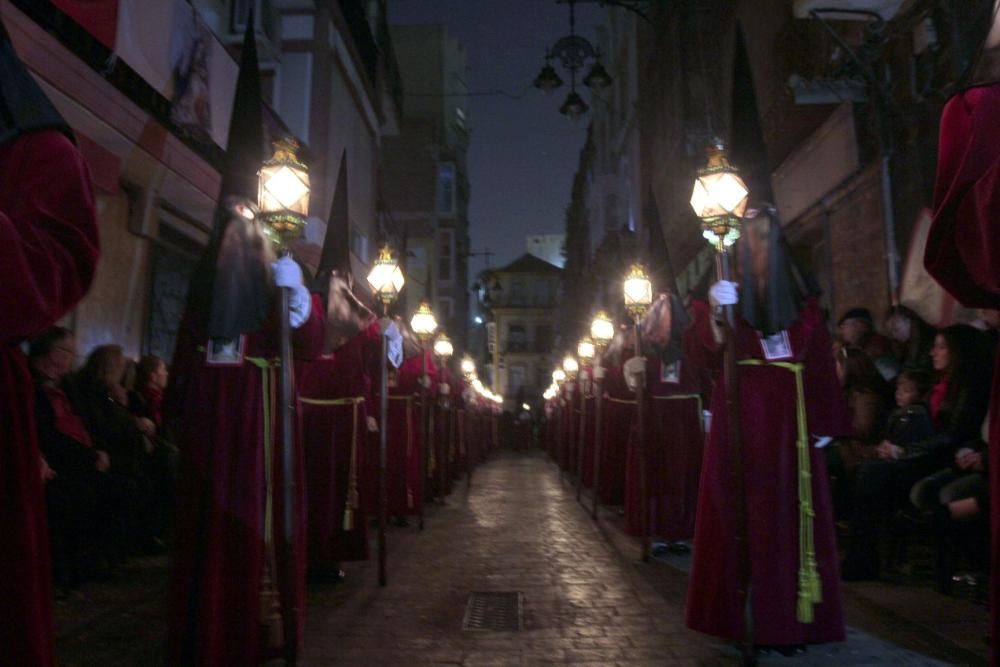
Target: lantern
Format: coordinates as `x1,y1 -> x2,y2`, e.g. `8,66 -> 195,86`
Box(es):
433,333 -> 454,359
258,138 -> 310,246
366,246 -> 405,306
577,336 -> 596,362
690,142 -> 749,250
590,310 -> 615,350
410,301 -> 438,342
623,264 -> 653,321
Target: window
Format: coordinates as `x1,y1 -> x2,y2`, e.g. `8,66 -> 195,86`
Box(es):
437,163 -> 455,214
507,323 -> 527,352
455,107 -> 466,129
508,365 -> 526,395
510,280 -> 524,305
535,324 -> 553,353
437,297 -> 453,327
438,229 -> 453,282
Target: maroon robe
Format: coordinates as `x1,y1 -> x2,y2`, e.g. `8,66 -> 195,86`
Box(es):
0,131 -> 98,667
297,320 -> 380,565
924,81 -> 1000,664
167,294 -> 324,666
686,298 -> 850,645
578,390 -> 596,487
598,364 -> 635,506
624,353 -> 704,541
386,351 -> 435,516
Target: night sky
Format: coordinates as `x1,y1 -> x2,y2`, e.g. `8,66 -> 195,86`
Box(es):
387,0 -> 606,287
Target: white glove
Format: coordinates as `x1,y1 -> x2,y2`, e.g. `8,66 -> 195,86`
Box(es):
420,375 -> 432,390
439,383 -> 451,395
366,416 -> 379,433
593,365 -> 606,380
709,280 -> 739,307
272,256 -> 311,328
624,356 -> 645,392
383,320 -> 403,368
814,436 -> 832,449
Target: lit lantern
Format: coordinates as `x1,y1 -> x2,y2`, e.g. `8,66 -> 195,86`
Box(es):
410,301 -> 438,342
623,264 -> 653,321
258,138 -> 310,245
562,355 -> 579,378
590,311 -> 614,351
366,246 -> 405,307
460,356 -> 476,376
553,368 -> 567,385
690,142 -> 750,250
577,337 -> 596,362
433,333 -> 454,359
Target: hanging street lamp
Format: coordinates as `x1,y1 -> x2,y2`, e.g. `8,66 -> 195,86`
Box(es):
364,244 -> 404,587
534,0 -> 612,120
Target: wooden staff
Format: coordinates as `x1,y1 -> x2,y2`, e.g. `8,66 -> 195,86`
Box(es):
590,355 -> 605,520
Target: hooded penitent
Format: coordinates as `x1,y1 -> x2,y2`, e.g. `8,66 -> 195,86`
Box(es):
313,151 -> 374,353
640,189 -> 690,363
733,206 -> 815,335
183,11 -> 274,340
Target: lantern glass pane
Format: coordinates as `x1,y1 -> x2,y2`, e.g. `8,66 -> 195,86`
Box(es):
562,356 -> 579,374
411,308 -> 438,337
692,172 -> 748,219
590,316 -> 614,344
434,338 -> 454,358
262,165 -> 310,212
553,369 -> 566,383
577,340 -> 595,360
624,276 -> 652,307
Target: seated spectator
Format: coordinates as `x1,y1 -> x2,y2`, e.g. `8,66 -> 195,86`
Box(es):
128,354 -> 177,545
28,327 -> 113,586
842,325 -> 992,580
885,305 -> 935,374
838,307 -> 899,381
826,346 -> 893,520
67,345 -> 156,555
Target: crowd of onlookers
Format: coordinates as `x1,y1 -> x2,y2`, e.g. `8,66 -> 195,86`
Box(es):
29,326 -> 176,593
827,306 -> 998,592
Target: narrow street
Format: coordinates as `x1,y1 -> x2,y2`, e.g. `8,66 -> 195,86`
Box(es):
53,447 -> 990,665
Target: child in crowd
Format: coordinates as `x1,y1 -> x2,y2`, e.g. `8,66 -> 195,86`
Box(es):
878,369 -> 935,462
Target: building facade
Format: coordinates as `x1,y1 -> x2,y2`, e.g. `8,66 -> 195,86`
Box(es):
382,22 -> 471,350
482,254 -> 562,408
5,0 -> 400,364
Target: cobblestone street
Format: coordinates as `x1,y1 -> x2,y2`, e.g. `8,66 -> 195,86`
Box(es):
55,448 -> 987,666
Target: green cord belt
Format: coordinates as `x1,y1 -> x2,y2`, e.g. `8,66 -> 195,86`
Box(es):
739,358 -> 820,624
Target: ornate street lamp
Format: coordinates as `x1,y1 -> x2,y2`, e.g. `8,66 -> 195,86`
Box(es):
257,138 -> 310,623
364,245 -> 404,587
690,141 -> 750,251
367,246 -> 406,310
410,301 -> 438,522
692,141 -> 753,662
622,262 -> 652,562
533,0 -> 612,120
433,333 -> 454,501
588,310 -> 615,519
259,138 -> 310,246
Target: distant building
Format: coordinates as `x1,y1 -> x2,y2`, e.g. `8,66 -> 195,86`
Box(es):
525,234 -> 566,268
484,254 -> 562,408
382,23 -> 471,350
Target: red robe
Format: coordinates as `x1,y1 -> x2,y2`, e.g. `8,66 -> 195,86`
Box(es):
0,131 -> 98,667
167,295 -> 324,666
624,352 -> 704,541
386,351 -> 436,516
297,320 -> 380,565
598,364 -> 634,506
686,299 -> 850,645
924,81 -> 1000,664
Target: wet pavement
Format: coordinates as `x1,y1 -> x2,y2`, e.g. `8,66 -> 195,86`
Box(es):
55,448 -> 989,665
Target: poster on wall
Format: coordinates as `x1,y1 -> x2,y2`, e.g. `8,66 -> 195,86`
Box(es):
169,5 -> 213,141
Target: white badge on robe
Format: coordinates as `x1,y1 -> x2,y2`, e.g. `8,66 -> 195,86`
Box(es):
760,331 -> 793,360
660,360 -> 681,384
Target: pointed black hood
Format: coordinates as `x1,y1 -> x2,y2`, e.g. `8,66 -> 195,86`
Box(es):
185,12 -> 274,339
316,151 -> 351,282
641,189 -> 690,363
734,206 -> 816,335
0,20 -> 72,146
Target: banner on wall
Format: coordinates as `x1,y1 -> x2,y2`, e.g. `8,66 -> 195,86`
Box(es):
52,0 -> 119,49
169,4 -> 213,141
114,0 -> 237,150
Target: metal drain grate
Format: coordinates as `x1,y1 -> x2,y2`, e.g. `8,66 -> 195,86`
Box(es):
461,591 -> 523,631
